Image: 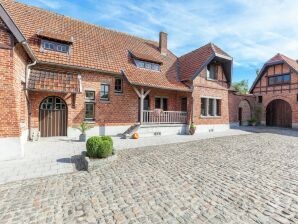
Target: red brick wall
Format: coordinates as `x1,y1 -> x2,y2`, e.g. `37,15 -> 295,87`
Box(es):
228,92 -> 255,124
29,68 -> 192,129
192,64 -> 230,125
251,63 -> 298,125
0,18 -> 29,138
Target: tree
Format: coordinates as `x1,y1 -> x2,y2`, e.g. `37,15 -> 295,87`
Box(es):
232,80 -> 248,94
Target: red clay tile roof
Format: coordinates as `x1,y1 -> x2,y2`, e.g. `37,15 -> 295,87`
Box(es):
249,53 -> 298,92
28,69 -> 80,93
178,43 -> 231,81
1,0 -> 191,91
130,51 -> 163,64
37,30 -> 73,43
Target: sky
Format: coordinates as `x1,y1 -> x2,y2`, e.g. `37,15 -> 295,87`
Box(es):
18,0 -> 298,87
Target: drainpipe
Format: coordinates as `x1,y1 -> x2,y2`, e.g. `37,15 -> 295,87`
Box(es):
22,42 -> 37,140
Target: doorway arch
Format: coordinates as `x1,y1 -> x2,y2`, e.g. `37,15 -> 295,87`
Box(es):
266,99 -> 292,128
39,96 -> 67,137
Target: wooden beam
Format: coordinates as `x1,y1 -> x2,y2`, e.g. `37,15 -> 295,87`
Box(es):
132,86 -> 141,98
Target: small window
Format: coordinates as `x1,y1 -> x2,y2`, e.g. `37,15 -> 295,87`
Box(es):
100,83 -> 110,101
181,97 -> 187,112
268,73 -> 291,85
114,78 -> 123,93
85,91 -> 95,120
42,40 -> 70,53
296,93 -> 298,102
207,64 -> 217,80
85,91 -> 95,101
134,59 -> 160,71
201,98 -> 207,116
258,96 -> 263,103
85,103 -> 95,120
155,97 -> 168,111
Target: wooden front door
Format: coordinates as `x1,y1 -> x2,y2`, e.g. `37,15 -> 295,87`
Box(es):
39,96 -> 67,137
266,99 -> 292,128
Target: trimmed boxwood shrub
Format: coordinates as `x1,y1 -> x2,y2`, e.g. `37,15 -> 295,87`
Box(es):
86,136 -> 113,158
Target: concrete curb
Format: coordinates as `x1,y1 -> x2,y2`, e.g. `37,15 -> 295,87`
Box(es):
82,152 -> 117,172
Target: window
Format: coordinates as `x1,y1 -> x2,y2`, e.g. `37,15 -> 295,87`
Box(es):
134,59 -> 160,71
155,97 -> 168,111
258,96 -> 263,103
201,97 -> 221,117
114,78 -> 123,93
85,91 -> 95,101
181,97 -> 187,111
42,40 -> 70,53
85,91 -> 95,120
268,74 -> 290,86
296,93 -> 298,102
207,64 -> 217,80
100,83 -> 110,101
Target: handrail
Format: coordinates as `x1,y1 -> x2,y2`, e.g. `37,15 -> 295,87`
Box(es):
143,110 -> 187,124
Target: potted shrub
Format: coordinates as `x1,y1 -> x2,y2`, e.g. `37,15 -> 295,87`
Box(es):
86,136 -> 113,158
76,122 -> 92,142
189,123 -> 196,135
248,117 -> 257,126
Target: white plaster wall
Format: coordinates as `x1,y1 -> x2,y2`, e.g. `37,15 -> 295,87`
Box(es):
195,124 -> 230,134
68,125 -> 131,138
138,125 -> 187,137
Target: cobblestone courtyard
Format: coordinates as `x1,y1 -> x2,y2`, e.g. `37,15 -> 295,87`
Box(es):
0,132 -> 298,224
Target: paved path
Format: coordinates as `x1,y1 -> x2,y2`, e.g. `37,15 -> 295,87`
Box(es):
0,138 -> 86,184
0,128 -> 252,185
0,132 -> 297,223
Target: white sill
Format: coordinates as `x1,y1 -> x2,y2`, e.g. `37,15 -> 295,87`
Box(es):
84,120 -> 96,123
200,115 -> 221,119
114,92 -> 123,96
100,100 -> 110,103
206,78 -> 217,81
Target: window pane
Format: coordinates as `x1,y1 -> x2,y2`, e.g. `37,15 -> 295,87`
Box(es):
115,78 -> 123,93
216,99 -> 221,116
100,84 -> 109,100
162,98 -> 168,111
201,98 -> 207,116
181,97 -> 187,111
85,91 -> 95,100
208,98 -> 214,116
155,98 -> 161,109
85,103 -> 94,119
145,62 -> 151,69
43,40 -> 69,53
283,74 -> 290,82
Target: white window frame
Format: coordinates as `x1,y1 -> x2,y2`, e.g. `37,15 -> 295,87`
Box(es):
41,39 -> 70,54
207,64 -> 217,80
200,97 -> 221,118
134,59 -> 160,72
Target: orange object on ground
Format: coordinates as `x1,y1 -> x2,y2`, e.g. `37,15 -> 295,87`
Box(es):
132,133 -> 139,139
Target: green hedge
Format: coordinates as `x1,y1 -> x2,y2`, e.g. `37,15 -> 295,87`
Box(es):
86,136 -> 113,158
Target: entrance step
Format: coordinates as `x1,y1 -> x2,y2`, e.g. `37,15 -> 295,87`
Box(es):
138,124 -> 188,138
121,124 -> 140,138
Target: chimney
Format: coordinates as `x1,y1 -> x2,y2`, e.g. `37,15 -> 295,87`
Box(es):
159,32 -> 167,55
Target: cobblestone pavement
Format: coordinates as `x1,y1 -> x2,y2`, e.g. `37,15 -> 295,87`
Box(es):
0,133 -> 298,224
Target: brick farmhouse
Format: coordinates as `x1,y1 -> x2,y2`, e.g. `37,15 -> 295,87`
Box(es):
0,0 -> 296,161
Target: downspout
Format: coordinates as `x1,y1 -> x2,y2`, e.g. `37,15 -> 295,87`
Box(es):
22,42 -> 37,140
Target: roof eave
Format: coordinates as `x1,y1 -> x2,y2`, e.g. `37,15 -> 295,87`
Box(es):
0,2 -> 26,42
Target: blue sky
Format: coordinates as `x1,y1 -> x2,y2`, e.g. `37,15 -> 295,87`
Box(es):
18,0 -> 298,87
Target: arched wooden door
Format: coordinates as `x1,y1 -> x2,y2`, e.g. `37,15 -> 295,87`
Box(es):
39,96 -> 67,137
266,99 -> 292,128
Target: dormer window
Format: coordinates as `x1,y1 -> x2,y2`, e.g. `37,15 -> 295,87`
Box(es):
134,59 -> 160,71
41,39 -> 70,54
207,64 -> 217,80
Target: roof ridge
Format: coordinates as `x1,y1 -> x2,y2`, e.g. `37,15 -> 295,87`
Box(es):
210,42 -> 216,53
10,0 -> 159,45
179,42 -> 212,59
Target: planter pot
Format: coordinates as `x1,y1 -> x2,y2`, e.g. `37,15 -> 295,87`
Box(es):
79,134 -> 87,142
189,128 -> 196,135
